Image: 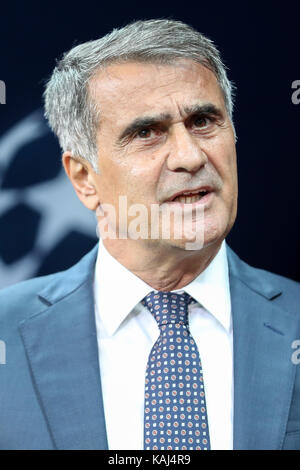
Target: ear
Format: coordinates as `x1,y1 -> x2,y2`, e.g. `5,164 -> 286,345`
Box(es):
62,151 -> 100,211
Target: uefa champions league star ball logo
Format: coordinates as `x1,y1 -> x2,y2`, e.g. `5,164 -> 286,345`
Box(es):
0,109 -> 97,290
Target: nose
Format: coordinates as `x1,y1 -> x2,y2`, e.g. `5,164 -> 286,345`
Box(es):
167,124 -> 208,173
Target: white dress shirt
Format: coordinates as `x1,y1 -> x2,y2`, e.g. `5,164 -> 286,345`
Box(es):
94,239 -> 234,450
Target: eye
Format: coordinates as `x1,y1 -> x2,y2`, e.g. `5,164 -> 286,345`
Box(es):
135,127 -> 164,141
192,115 -> 211,129
137,128 -> 153,139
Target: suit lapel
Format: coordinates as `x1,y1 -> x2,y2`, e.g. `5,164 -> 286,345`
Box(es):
19,244 -> 108,450
227,247 -> 299,449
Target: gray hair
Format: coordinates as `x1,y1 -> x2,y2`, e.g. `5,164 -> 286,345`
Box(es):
44,19 -> 236,173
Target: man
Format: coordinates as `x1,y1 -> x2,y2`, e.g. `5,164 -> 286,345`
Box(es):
0,19 -> 300,450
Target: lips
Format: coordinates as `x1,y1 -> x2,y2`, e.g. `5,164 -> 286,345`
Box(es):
166,186 -> 213,203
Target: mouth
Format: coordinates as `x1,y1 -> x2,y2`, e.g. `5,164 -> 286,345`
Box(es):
166,187 -> 213,204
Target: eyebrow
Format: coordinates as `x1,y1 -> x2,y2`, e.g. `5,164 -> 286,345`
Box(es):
117,103 -> 224,143
183,103 -> 223,118
118,113 -> 172,142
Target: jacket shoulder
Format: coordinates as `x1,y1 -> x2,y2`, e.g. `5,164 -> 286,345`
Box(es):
0,243 -> 99,329
226,244 -> 300,313
0,245 -> 98,369
252,267 -> 300,313
0,272 -> 64,327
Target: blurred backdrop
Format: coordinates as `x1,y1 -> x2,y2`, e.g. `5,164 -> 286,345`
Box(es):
0,0 -> 299,289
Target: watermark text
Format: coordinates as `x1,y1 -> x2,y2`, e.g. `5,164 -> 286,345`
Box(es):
0,80 -> 6,104
95,196 -> 206,250
291,340 -> 300,365
291,80 -> 300,105
0,340 -> 6,364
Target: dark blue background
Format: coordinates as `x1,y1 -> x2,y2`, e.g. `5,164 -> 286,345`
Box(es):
0,0 -> 299,285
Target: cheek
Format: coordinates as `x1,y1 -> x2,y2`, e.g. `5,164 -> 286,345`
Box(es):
208,139 -> 237,184
114,152 -> 163,197
99,162 -> 158,206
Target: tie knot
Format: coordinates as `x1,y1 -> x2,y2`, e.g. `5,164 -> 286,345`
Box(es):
142,290 -> 195,328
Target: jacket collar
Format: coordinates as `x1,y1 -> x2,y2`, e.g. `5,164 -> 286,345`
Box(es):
37,243 -> 99,306
226,245 -> 282,300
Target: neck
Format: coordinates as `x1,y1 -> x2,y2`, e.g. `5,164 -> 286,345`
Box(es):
102,238 -> 223,291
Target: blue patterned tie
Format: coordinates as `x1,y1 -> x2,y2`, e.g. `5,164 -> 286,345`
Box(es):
142,291 -> 211,450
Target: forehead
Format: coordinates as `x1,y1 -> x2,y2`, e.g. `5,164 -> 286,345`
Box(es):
89,59 -> 225,125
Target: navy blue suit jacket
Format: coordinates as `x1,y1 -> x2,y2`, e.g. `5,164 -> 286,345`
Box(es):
1,243 -> 300,449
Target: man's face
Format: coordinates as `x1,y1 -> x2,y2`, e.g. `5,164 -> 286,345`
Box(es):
90,59 -> 238,250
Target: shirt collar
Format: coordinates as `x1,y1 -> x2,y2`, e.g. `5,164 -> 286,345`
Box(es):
179,241 -> 231,333
94,239 -> 153,336
94,239 -> 231,336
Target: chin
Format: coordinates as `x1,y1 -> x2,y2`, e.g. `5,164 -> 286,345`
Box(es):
168,219 -> 229,252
